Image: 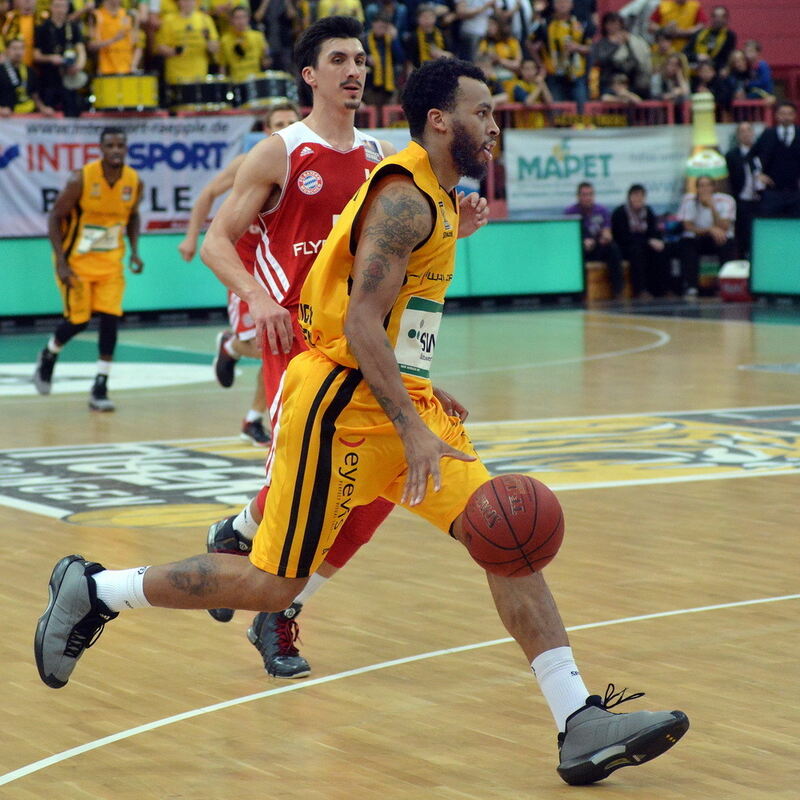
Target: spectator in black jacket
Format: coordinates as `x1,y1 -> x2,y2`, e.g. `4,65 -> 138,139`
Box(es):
725,121 -> 761,258
750,101 -> 800,218
683,5 -> 736,74
611,184 -> 669,298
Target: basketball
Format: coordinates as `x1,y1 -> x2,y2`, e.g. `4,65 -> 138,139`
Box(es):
462,475 -> 564,577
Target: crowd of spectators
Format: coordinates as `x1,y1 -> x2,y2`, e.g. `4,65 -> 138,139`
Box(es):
0,0 -> 781,119
566,100 -> 800,299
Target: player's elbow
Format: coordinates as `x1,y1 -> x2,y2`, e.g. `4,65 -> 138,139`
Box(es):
198,232 -> 218,268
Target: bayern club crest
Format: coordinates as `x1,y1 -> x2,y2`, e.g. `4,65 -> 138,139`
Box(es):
298,170 -> 324,195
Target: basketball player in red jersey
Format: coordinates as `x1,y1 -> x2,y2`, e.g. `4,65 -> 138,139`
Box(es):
178,102 -> 301,447
199,16 -> 490,678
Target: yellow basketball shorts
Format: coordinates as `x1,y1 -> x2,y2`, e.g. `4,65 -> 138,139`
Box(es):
58,266 -> 125,324
250,349 -> 491,578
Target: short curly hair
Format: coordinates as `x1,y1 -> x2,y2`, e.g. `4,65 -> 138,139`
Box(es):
402,59 -> 488,140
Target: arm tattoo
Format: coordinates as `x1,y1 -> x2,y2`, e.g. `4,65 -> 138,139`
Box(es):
166,555 -> 220,597
370,385 -> 409,427
361,252 -> 392,293
359,186 -> 431,293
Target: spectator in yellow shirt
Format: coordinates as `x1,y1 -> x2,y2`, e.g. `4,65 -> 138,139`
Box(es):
478,15 -> 521,82
316,0 -> 364,23
156,0 -> 219,84
89,0 -> 141,74
220,5 -> 269,81
1,0 -> 38,66
648,0 -> 706,54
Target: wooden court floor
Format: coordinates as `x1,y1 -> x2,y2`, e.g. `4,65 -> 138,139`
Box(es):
1,302 -> 798,799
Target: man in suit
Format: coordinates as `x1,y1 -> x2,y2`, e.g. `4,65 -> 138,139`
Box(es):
750,101 -> 800,219
725,121 -> 761,259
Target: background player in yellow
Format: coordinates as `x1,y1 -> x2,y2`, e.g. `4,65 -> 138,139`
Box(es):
218,5 -> 269,82
36,59 -> 688,788
33,127 -> 144,412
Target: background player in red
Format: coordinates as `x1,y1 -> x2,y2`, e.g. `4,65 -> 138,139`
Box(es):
178,102 -> 301,446
199,16 -> 488,679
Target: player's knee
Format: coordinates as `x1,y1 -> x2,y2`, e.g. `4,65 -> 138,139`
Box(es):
237,338 -> 261,359
249,573 -> 301,612
54,319 -> 89,345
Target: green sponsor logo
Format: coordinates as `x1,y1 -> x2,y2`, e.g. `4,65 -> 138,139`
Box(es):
517,139 -> 613,181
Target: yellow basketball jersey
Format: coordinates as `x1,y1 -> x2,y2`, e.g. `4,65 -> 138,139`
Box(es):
299,141 -> 459,392
62,159 -> 141,276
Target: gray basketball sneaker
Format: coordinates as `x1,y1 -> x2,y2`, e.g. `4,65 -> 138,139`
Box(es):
35,555 -> 118,689
206,516 -> 252,622
557,684 -> 689,785
33,347 -> 57,395
89,375 -> 115,412
247,603 -> 310,679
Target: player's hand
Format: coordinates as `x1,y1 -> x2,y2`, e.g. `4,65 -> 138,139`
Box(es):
400,423 -> 476,507
457,191 -> 489,238
177,238 -> 196,262
249,292 -> 293,355
56,259 -> 75,287
432,385 -> 469,422
129,254 -> 144,273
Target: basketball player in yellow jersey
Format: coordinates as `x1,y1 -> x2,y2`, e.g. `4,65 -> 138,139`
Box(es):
33,127 -> 144,411
37,61 -> 689,787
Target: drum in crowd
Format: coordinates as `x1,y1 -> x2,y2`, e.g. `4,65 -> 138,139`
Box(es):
168,75 -> 233,112
91,73 -> 159,111
232,70 -> 298,110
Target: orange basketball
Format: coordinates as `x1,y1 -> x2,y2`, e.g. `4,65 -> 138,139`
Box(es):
462,475 -> 564,577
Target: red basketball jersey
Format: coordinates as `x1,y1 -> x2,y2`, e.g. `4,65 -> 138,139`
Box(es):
252,121 -> 386,308
235,221 -> 261,274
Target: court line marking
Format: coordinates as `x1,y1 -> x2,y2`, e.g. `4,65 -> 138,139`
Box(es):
47,318 -> 674,380
2,592 -> 797,788
5,402 -> 798,455
437,321 -> 671,377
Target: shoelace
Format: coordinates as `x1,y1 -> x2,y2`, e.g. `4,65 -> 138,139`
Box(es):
64,612 -> 113,658
275,617 -> 301,657
598,683 -> 645,710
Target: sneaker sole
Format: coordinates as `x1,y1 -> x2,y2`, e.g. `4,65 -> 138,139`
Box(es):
205,522 -> 235,622
213,332 -> 235,388
33,376 -> 52,395
34,554 -> 84,689
88,402 -> 115,412
246,625 -> 311,679
240,431 -> 271,447
557,711 -> 690,786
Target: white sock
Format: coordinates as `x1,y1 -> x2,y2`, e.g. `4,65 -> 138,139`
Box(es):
245,409 -> 263,423
96,359 -> 111,376
531,646 -> 591,732
224,338 -> 240,359
92,566 -> 151,612
47,336 -> 62,354
292,572 -> 329,605
233,503 -> 259,542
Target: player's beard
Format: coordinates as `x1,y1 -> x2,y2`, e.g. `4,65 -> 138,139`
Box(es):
450,120 -> 488,180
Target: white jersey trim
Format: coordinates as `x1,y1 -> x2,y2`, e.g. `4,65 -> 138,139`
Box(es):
263,121 -> 385,222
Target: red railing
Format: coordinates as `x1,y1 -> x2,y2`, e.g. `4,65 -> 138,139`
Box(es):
491,102 -> 578,129
681,98 -> 776,125
583,100 -> 676,126
84,110 -> 169,118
